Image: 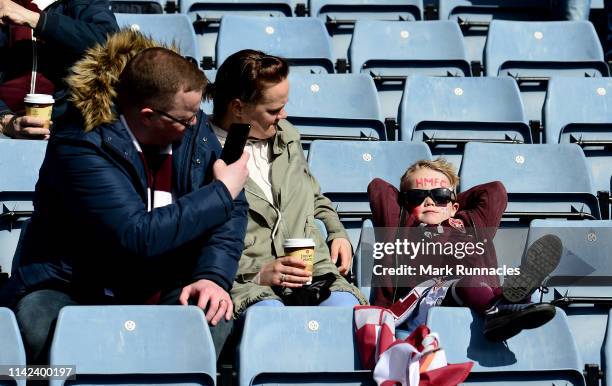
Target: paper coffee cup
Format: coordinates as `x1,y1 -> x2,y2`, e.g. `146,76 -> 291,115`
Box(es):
284,238 -> 315,284
24,94 -> 54,129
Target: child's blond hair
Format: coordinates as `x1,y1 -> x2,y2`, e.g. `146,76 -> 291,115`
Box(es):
400,158 -> 460,192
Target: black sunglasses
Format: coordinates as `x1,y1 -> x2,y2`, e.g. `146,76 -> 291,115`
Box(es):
400,188 -> 457,206
152,108 -> 198,128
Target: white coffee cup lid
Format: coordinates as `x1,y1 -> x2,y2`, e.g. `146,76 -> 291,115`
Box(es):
24,94 -> 54,104
283,238 -> 315,248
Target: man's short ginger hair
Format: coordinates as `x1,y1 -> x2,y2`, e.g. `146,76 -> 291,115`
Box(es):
400,158 -> 460,192
117,47 -> 206,111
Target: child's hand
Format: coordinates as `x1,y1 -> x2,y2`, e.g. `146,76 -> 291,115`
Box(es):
330,238 -> 352,276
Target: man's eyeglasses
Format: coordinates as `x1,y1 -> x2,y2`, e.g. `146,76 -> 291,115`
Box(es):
400,188 -> 456,206
151,108 -> 198,128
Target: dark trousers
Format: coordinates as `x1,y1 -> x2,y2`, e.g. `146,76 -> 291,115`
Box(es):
15,288 -> 233,364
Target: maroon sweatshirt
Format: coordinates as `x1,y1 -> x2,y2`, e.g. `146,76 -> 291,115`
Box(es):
367,179 -> 507,307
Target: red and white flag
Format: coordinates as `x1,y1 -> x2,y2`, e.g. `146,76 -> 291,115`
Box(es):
354,306 -> 473,386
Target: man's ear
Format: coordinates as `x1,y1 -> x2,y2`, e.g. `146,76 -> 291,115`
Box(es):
139,107 -> 156,123
229,98 -> 244,119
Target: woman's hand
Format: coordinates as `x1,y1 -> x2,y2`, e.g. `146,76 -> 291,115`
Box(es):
258,256 -> 312,288
330,238 -> 352,276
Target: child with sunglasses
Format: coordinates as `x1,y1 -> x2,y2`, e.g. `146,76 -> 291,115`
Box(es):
367,158 -> 561,341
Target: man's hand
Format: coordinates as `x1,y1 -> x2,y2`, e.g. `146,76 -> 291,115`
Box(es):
258,256 -> 312,288
1,115 -> 50,140
179,279 -> 233,325
330,238 -> 352,276
213,151 -> 249,199
0,0 -> 40,28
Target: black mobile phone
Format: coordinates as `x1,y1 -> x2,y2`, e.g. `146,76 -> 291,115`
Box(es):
221,123 -> 250,164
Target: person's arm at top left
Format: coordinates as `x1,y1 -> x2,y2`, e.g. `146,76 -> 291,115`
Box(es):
33,0 -> 119,53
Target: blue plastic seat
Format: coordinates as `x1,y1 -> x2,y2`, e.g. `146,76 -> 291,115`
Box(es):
49,306 -> 216,386
524,220 -> 612,373
310,0 -> 422,62
0,308 -> 26,386
0,139 -> 46,277
216,15 -> 334,73
114,14 -> 201,64
307,140 -> 431,220
543,77 -> 612,212
460,143 -> 599,266
181,0 -> 293,68
238,307 -> 373,386
285,73 -> 385,152
485,20 -> 608,127
349,20 -> 470,120
438,0 -> 556,65
427,307 -> 585,385
353,219 -> 374,301
399,75 -> 530,169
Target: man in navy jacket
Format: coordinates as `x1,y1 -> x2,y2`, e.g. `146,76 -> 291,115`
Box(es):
0,0 -> 118,138
0,36 -> 249,363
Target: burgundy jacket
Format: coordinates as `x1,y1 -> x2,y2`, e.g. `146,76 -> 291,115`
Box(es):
367,179 -> 507,307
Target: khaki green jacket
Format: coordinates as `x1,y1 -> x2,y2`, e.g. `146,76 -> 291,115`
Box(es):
231,120 -> 367,316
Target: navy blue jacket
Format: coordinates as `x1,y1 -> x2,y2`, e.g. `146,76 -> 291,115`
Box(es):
2,110 -> 248,305
0,0 -> 118,117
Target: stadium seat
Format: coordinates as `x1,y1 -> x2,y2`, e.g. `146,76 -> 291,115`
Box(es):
114,14 -> 201,65
543,77 -> 612,218
49,306 -> 216,386
524,220 -> 612,377
484,20 -> 608,130
353,219 -> 374,301
309,0 -> 422,62
181,0 -> 293,69
399,75 -> 530,169
0,139 -> 46,278
349,20 -> 470,120
438,0 -> 556,67
285,73 -> 385,153
307,140 -> 432,220
427,307 -> 586,385
460,143 -> 600,267
0,308 -> 26,386
216,15 -> 334,73
238,307 -> 373,386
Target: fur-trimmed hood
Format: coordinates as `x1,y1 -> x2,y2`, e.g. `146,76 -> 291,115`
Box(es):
66,29 -> 178,132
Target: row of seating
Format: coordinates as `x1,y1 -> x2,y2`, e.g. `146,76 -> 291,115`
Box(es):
110,0 -> 606,66
0,303 -> 606,385
2,139 -> 612,275
117,15 -> 608,125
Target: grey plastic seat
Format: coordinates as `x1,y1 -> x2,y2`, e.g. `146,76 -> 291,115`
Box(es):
525,219 -> 612,375
349,20 -> 470,120
49,306 -> 216,386
543,77 -> 612,217
427,307 -> 586,385
0,139 -> 46,277
307,140 -> 431,220
0,308 -> 26,386
461,142 -> 599,265
285,73 -> 385,153
238,307 -> 373,386
216,15 -> 334,74
181,0 -> 293,68
438,0 -> 556,66
310,0 -> 422,62
114,14 -> 201,64
484,20 -> 608,129
399,75 -> 530,169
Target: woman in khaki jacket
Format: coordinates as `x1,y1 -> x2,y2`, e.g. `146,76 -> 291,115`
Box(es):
206,49 -> 367,317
